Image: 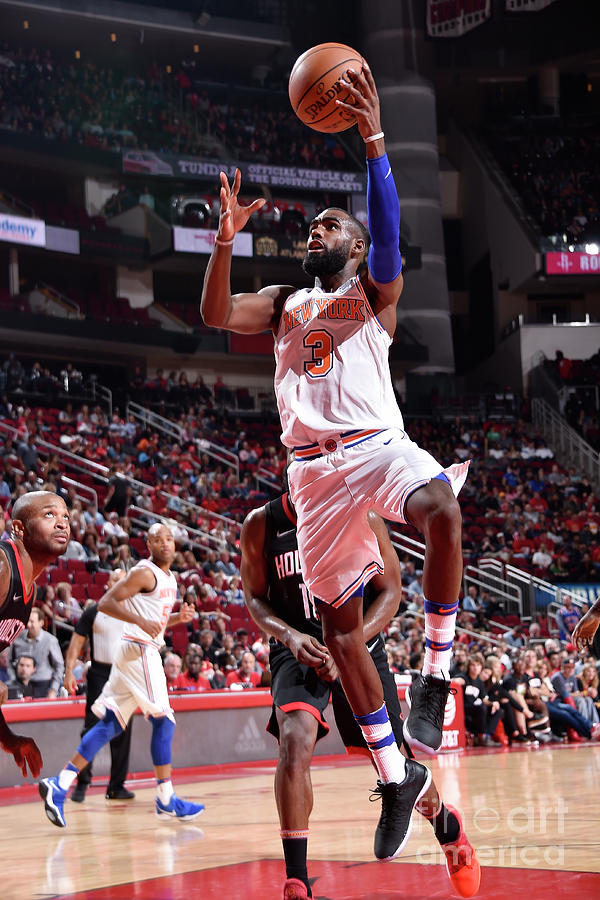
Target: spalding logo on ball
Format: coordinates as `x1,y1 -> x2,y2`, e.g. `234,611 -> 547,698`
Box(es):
289,42 -> 367,133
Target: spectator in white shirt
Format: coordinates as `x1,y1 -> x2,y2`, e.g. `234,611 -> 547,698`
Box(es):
532,542 -> 553,570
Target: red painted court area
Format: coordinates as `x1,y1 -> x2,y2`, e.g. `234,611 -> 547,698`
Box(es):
50,859 -> 599,900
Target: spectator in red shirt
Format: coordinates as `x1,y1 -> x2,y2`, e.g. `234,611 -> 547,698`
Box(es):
176,655 -> 211,692
225,651 -> 262,690
555,350 -> 572,382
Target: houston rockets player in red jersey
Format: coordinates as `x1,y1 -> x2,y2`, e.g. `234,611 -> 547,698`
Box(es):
0,491 -> 70,777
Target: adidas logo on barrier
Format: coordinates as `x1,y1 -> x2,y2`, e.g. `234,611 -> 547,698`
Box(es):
235,716 -> 267,755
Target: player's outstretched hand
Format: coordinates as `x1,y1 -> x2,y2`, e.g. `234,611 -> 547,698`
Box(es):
572,608 -> 600,652
335,62 -> 381,143
288,632 -> 329,669
218,168 -> 266,242
3,733 -> 43,778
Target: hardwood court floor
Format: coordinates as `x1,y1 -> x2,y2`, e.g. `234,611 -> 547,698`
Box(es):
2,743 -> 600,900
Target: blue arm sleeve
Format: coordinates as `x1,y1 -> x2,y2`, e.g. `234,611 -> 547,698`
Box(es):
366,152 -> 402,284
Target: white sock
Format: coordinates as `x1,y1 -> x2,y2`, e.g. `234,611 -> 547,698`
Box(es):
157,779 -> 174,804
57,764 -> 79,791
422,597 -> 458,679
355,704 -> 407,784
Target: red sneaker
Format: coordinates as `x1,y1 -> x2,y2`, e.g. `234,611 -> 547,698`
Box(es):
283,878 -> 309,900
567,728 -> 583,743
442,805 -> 481,898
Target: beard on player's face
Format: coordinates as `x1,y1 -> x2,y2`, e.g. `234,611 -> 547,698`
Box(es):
302,241 -> 352,278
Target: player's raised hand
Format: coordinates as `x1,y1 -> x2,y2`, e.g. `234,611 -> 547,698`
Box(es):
2,733 -> 43,778
572,607 -> 600,652
218,168 -> 266,242
335,62 -> 381,143
288,632 -> 329,669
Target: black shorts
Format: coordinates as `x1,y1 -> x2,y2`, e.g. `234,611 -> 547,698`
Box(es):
267,635 -> 413,758
267,641 -> 332,742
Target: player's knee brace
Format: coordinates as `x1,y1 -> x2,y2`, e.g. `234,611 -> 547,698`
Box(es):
78,709 -> 123,761
150,715 -> 175,766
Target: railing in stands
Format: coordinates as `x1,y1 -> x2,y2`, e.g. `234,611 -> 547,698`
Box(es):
126,401 -> 183,443
30,431 -> 242,537
128,505 -> 217,553
88,380 -> 113,417
1,420 -> 241,537
35,437 -> 110,481
37,281 -> 83,320
126,400 -> 239,478
57,475 -> 98,510
156,493 -> 241,536
475,557 -> 588,635
254,466 -> 280,495
0,187 -> 35,218
390,530 -> 524,617
532,396 -> 600,490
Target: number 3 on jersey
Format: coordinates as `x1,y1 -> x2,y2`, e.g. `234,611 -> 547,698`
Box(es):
304,329 -> 333,378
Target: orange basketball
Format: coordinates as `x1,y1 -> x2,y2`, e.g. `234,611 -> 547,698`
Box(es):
288,42 -> 366,133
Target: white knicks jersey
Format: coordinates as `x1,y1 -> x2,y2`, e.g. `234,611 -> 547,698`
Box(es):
274,276 -> 404,447
121,558 -> 178,648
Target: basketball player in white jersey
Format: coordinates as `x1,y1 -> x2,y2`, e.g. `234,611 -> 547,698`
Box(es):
39,523 -> 204,827
201,64 -> 468,861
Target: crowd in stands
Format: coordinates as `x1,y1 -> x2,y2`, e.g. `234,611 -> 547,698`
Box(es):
1,351 -> 600,753
0,44 -> 352,172
385,571 -> 600,748
537,349 -> 600,452
399,413 -> 600,584
490,128 -> 600,244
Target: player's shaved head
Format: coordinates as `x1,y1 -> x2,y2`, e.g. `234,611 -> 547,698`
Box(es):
12,491 -> 67,523
148,522 -> 174,538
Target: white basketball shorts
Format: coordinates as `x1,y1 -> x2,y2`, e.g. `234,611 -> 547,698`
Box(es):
288,428 -> 469,608
92,639 -> 175,727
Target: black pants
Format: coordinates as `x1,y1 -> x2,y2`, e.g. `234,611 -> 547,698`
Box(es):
77,663 -> 133,792
485,702 -> 518,736
465,702 -> 488,735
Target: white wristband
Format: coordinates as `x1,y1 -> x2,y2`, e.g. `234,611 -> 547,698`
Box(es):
364,131 -> 384,143
214,236 -> 234,246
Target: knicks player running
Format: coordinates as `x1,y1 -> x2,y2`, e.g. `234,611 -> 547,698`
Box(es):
201,64 -> 468,859
0,491 -> 70,779
242,494 -> 480,900
39,523 -> 204,827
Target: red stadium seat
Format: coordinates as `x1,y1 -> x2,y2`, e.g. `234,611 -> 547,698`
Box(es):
49,569 -> 70,584
170,623 -> 189,657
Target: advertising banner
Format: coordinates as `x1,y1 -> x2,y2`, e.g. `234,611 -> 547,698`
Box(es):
546,252 -> 600,275
123,150 -> 366,193
173,227 -> 253,256
0,213 -> 46,247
